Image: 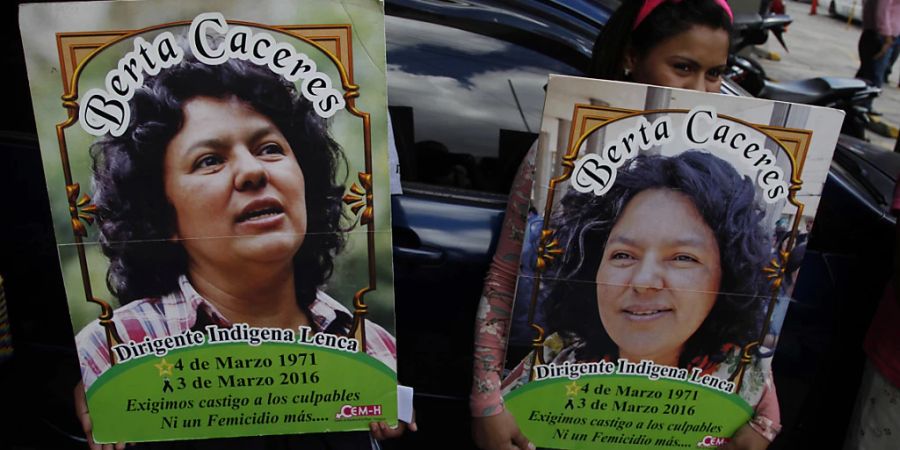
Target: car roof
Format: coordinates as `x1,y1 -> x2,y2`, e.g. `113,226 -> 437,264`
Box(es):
386,0 -> 615,70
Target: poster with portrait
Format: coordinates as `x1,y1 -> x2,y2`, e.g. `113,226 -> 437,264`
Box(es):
501,75 -> 843,449
19,0 -> 396,442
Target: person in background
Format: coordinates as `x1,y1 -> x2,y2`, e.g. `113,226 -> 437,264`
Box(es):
470,1 -> 780,449
881,36 -> 900,86
856,0 -> 900,109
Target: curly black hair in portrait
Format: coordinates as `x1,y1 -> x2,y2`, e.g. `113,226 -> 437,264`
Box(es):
544,151 -> 770,368
90,55 -> 345,311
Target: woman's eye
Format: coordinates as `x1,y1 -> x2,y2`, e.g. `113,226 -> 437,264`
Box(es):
673,63 -> 692,73
673,254 -> 699,263
610,252 -> 635,260
259,143 -> 285,156
194,154 -> 224,169
706,68 -> 724,80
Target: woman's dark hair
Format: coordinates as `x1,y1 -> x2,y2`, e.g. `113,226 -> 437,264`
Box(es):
544,151 -> 770,367
589,0 -> 734,80
91,54 -> 345,310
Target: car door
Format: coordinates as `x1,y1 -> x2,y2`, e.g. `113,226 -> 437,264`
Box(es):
384,2 -> 597,446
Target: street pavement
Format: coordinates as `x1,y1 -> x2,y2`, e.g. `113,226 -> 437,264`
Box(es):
752,0 -> 900,152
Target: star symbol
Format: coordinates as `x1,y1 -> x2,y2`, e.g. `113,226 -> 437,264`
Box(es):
565,381 -> 580,397
154,358 -> 174,377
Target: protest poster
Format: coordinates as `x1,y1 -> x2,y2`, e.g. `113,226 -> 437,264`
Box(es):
19,0 -> 396,442
501,75 -> 843,449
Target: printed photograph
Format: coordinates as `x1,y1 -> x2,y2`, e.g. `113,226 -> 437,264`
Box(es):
20,0 -> 396,442
500,75 -> 844,449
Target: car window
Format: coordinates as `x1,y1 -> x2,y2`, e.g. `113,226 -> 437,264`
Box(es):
386,15 -> 584,195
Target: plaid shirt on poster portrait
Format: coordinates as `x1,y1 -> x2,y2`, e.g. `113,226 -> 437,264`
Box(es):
76,275 -> 397,389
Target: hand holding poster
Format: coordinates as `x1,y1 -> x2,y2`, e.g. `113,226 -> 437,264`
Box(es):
19,0 -> 395,443
502,75 -> 843,449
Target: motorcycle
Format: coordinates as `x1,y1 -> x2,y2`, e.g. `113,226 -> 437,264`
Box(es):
727,12 -> 880,140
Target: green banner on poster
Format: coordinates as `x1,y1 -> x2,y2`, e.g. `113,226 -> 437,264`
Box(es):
506,374 -> 751,449
89,342 -> 397,440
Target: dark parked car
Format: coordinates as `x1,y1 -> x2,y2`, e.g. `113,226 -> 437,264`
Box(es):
1,1 -> 897,449
386,1 -> 898,449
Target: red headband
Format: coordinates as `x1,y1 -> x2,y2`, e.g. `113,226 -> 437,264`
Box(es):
633,0 -> 734,30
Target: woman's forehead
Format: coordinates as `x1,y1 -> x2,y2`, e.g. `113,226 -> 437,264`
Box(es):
166,96 -> 281,153
643,25 -> 729,61
180,96 -> 274,128
608,188 -> 717,246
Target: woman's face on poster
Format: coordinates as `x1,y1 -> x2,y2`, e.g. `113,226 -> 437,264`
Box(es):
594,188 -> 721,366
162,96 -> 308,275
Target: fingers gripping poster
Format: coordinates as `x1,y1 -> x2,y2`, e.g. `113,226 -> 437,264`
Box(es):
502,75 -> 843,449
19,0 -> 396,442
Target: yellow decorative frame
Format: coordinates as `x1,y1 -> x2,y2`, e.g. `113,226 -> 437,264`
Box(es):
54,20 -> 377,363
527,104 -> 812,391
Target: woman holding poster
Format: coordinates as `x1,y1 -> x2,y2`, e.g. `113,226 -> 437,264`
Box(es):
470,0 -> 782,449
